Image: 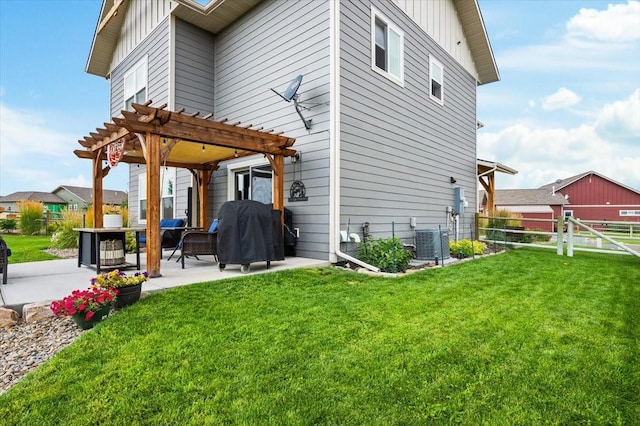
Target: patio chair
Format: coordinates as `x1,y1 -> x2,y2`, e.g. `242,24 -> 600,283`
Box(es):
139,218 -> 186,258
178,219 -> 218,269
0,236 -> 11,285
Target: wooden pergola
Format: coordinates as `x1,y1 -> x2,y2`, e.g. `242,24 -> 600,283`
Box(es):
75,101 -> 296,277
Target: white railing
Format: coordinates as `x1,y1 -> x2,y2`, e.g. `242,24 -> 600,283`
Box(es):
478,215 -> 640,258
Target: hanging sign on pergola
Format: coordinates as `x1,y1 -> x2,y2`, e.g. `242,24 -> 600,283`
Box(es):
107,138 -> 125,167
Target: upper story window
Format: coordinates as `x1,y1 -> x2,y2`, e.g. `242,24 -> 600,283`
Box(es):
429,55 -> 444,104
371,8 -> 404,86
124,58 -> 148,111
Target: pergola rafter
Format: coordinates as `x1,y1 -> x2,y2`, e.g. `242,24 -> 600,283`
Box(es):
75,102 -> 296,277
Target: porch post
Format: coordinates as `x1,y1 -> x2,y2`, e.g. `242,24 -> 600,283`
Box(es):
92,150 -> 104,228
198,169 -> 213,229
146,133 -> 162,277
272,155 -> 285,230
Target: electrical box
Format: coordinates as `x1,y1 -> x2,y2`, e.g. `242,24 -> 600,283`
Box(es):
454,187 -> 465,215
410,217 -> 416,228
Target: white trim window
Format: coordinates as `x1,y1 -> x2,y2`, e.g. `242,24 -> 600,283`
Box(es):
620,210 -> 640,217
429,55 -> 444,104
124,57 -> 148,111
138,168 -> 176,223
371,7 -> 404,86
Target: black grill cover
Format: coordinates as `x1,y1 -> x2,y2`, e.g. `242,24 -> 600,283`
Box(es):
217,200 -> 284,265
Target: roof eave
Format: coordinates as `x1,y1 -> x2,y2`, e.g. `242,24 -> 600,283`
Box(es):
453,0 -> 500,85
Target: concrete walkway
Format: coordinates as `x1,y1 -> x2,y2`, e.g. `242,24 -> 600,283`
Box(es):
0,253 -> 329,309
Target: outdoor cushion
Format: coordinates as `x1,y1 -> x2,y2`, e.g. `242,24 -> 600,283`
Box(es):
208,219 -> 219,233
139,218 -> 186,245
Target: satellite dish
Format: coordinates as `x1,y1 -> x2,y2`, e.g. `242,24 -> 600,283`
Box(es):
555,179 -> 563,184
270,74 -> 312,130
272,75 -> 303,103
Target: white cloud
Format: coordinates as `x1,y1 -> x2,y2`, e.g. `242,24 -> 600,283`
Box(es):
594,88 -> 640,143
542,88 -> 581,110
497,2 -> 640,72
567,1 -> 640,42
478,91 -> 640,191
0,103 -> 128,195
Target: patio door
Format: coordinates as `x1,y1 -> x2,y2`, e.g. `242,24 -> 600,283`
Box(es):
231,162 -> 272,204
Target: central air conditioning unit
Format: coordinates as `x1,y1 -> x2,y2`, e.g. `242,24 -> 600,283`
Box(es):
415,229 -> 450,260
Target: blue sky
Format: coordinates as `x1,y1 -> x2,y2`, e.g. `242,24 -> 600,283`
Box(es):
0,0 -> 638,197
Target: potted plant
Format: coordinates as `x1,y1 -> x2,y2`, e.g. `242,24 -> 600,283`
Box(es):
92,269 -> 149,309
50,287 -> 118,330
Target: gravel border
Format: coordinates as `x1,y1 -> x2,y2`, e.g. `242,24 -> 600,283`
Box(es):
0,315 -> 84,394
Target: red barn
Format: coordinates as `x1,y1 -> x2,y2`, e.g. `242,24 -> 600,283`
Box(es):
539,171 -> 640,224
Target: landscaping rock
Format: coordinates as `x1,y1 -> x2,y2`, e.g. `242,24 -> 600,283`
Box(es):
23,301 -> 54,323
0,307 -> 19,328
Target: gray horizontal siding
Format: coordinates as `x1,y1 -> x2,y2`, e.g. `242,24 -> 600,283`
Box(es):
174,18 -> 215,113
339,0 -> 477,242
110,16 -> 170,116
213,0 -> 331,260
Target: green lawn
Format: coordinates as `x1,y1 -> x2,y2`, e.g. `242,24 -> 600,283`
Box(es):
1,235 -> 59,263
1,248 -> 638,424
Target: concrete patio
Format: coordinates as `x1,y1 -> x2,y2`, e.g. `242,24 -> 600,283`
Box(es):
0,252 -> 329,309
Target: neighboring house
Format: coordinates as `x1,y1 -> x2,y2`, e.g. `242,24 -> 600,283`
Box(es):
52,185 -> 128,212
84,0 -> 499,262
0,192 -> 67,218
538,171 -> 640,224
480,189 -> 567,232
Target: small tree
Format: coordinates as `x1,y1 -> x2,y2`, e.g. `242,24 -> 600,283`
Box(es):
17,200 -> 44,235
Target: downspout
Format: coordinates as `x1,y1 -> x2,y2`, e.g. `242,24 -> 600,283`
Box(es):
329,0 -> 380,272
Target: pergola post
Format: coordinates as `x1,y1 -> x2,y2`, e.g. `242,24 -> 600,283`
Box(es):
146,133 -> 162,277
272,155 -> 285,230
92,150 -> 105,228
198,169 -> 213,229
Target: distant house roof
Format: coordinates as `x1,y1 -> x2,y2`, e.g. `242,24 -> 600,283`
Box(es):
53,186 -> 128,205
0,192 -> 67,204
494,189 -> 567,206
539,170 -> 640,196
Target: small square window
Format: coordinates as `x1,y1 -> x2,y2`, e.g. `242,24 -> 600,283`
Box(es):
429,56 -> 444,104
371,8 -> 404,86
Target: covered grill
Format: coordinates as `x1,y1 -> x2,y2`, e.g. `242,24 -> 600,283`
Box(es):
217,200 -> 284,273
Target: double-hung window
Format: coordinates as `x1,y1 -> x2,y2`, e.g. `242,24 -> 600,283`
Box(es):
429,55 -> 444,104
371,8 -> 404,86
124,58 -> 147,111
138,168 -> 176,223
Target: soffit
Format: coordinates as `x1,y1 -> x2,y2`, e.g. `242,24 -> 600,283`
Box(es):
453,0 -> 500,85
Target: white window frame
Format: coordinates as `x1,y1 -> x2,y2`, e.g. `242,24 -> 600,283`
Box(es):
371,7 -> 404,87
124,57 -> 148,111
620,210 -> 640,217
429,55 -> 444,105
138,168 -> 176,224
564,210 -> 574,218
226,157 -> 272,203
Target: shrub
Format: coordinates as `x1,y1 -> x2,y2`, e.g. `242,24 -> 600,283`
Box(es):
17,200 -> 44,235
50,209 -> 83,249
125,231 -> 138,253
357,236 -> 412,273
0,218 -> 17,232
449,239 -> 486,259
484,209 -> 523,241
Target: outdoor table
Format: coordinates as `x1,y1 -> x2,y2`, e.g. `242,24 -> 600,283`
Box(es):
74,227 -> 145,273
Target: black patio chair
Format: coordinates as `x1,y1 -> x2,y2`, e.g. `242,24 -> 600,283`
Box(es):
178,219 -> 218,268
